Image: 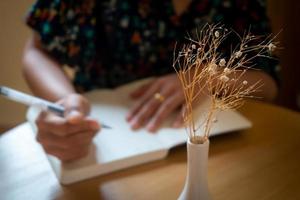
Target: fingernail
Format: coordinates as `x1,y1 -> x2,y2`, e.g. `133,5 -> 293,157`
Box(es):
67,110 -> 82,119
126,114 -> 132,121
147,126 -> 156,133
146,123 -> 156,133
68,109 -> 80,116
67,110 -> 84,124
130,120 -> 140,130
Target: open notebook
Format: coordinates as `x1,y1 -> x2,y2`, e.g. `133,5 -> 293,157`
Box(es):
27,78 -> 252,185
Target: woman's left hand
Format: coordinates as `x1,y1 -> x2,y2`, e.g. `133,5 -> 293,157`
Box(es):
126,74 -> 185,132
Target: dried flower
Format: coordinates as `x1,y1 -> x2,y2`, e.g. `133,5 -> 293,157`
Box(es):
220,75 -> 230,82
208,63 -> 218,75
223,67 -> 231,75
173,24 -> 276,143
219,58 -> 226,67
214,31 -> 220,38
234,51 -> 242,59
268,43 -> 276,52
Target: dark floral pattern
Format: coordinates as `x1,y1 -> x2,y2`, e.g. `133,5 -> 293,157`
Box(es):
26,0 -> 279,91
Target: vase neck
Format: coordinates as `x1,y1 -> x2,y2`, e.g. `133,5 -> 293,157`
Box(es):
186,140 -> 209,180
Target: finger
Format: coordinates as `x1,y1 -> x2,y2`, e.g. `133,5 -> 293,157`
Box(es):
129,81 -> 154,99
172,106 -> 186,128
129,97 -> 161,130
37,131 -> 67,149
126,81 -> 161,121
146,93 -> 183,132
128,84 -> 175,129
37,113 -> 99,137
36,112 -> 68,136
65,131 -> 96,147
43,144 -> 89,162
37,130 -> 96,150
85,117 -> 101,132
63,119 -> 100,136
35,110 -> 48,126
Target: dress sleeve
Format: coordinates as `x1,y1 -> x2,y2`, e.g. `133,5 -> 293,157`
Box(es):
25,0 -> 97,68
178,0 -> 281,85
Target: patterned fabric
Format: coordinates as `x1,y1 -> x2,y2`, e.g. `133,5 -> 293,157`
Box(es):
26,0 -> 279,91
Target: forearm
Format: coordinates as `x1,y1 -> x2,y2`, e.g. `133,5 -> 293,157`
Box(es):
233,70 -> 278,101
22,35 -> 75,102
210,69 -> 278,102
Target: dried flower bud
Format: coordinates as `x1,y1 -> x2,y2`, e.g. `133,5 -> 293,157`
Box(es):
242,80 -> 248,85
219,59 -> 226,67
234,51 -> 242,59
220,75 -> 229,82
208,63 -> 218,75
223,67 -> 231,74
214,31 -> 220,38
192,44 -> 197,49
268,43 -> 276,52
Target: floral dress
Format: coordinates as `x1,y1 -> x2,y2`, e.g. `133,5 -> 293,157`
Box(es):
26,0 -> 279,91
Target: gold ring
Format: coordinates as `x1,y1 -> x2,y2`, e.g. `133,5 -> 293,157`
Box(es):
154,93 -> 165,102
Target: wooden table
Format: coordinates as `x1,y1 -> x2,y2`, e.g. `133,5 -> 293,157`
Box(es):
1,100 -> 300,200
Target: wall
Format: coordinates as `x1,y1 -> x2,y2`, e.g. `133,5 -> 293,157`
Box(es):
0,0 -> 33,127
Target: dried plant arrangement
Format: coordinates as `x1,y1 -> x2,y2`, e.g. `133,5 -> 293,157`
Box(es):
173,24 -> 278,144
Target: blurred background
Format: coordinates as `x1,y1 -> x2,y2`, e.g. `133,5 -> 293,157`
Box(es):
0,0 -> 299,130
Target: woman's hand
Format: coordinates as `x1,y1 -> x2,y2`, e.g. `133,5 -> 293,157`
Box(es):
35,94 -> 100,162
126,74 -> 185,132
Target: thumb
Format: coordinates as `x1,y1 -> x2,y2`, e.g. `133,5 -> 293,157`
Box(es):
66,109 -> 85,124
58,94 -> 90,123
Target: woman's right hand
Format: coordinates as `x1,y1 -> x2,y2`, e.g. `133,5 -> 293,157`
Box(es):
35,94 -> 100,162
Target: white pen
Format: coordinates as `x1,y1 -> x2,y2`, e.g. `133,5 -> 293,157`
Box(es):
0,86 -> 111,129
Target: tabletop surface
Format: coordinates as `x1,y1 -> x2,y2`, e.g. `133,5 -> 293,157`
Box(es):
1,100 -> 300,200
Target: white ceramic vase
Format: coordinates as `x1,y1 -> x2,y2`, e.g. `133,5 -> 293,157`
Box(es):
178,139 -> 210,200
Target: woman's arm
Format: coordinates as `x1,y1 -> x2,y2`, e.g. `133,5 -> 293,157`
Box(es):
22,34 -> 99,162
234,70 -> 278,101
22,34 -> 75,102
